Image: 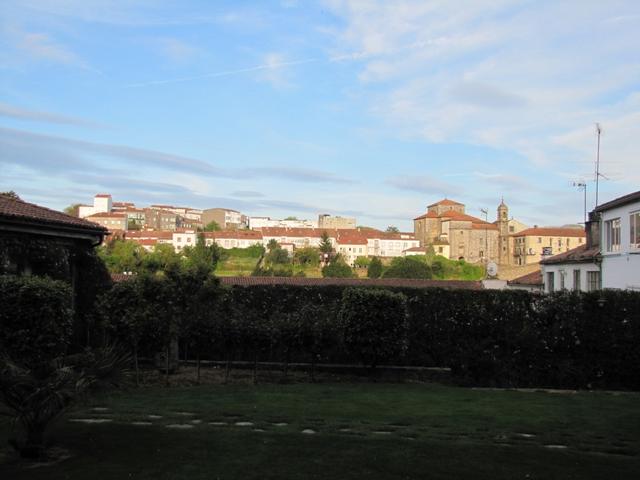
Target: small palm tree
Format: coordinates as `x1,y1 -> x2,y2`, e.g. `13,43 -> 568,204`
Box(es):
0,345 -> 130,459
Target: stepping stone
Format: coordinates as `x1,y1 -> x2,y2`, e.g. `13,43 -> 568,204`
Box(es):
91,407 -> 110,412
166,424 -> 195,429
190,419 -> 202,425
516,433 -> 536,438
235,422 -> 254,427
209,422 -> 227,426
148,415 -> 163,420
301,429 -> 317,435
69,418 -> 112,424
131,421 -> 152,426
545,444 -> 568,449
272,422 -> 288,427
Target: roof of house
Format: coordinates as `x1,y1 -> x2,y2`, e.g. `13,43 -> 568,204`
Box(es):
512,227 -> 586,238
539,244 -> 600,265
94,193 -> 111,198
507,270 -> 543,286
404,246 -> 427,252
594,190 -> 640,213
0,195 -> 107,234
125,230 -> 173,239
209,230 -> 263,240
427,199 -> 464,208
219,276 -> 483,290
86,212 -> 127,219
414,211 -> 440,221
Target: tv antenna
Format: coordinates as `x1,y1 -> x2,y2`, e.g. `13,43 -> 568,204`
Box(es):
594,123 -> 609,208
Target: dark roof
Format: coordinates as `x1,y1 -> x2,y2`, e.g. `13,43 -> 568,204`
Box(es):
508,270 -> 543,286
0,196 -> 107,234
219,276 -> 483,290
539,244 -> 600,265
594,190 -> 640,213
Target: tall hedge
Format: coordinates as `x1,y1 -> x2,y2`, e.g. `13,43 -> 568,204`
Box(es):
0,275 -> 74,367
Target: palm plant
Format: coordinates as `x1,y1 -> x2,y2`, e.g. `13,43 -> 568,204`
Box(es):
0,345 -> 130,459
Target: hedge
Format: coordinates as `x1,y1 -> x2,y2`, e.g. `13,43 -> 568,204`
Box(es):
96,281 -> 640,390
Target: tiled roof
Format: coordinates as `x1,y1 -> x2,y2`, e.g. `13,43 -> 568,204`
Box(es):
427,199 -> 464,207
219,276 -> 483,290
95,193 -> 111,198
539,244 -> 600,265
508,270 -> 543,286
0,196 -> 107,233
210,230 -> 263,239
414,211 -> 439,220
404,246 -> 427,252
513,227 -> 586,238
86,212 -> 126,218
125,230 -> 173,239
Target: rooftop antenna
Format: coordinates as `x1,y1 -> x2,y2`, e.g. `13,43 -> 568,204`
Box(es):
595,123 -> 602,208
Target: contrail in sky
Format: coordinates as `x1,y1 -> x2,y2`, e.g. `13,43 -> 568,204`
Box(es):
125,52 -> 369,88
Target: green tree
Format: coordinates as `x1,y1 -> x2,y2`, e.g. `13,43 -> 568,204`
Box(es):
322,255 -> 355,278
382,256 -> 432,279
265,247 -> 290,265
318,231 -> 333,256
386,225 -> 400,233
267,239 -> 279,251
98,239 -> 146,274
182,233 -> 222,275
339,288 -> 408,370
127,219 -> 141,230
204,220 -> 221,232
0,191 -> 21,200
284,216 -> 299,221
63,203 -> 82,217
141,243 -> 183,273
353,256 -> 370,268
367,256 -> 383,278
293,247 -> 320,267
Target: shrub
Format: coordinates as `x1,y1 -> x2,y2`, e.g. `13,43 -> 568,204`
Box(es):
322,258 -> 355,278
367,257 -> 383,278
383,256 -> 432,279
339,288 -> 408,369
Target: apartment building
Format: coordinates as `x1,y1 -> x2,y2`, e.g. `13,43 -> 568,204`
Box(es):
318,214 -> 356,229
512,227 -> 586,265
249,216 -> 317,229
85,212 -> 127,231
78,194 -> 112,218
202,208 -> 248,229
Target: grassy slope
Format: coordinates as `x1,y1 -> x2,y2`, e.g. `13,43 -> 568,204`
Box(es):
2,383 -> 638,479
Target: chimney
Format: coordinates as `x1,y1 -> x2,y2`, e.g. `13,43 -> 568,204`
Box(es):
585,211 -> 600,249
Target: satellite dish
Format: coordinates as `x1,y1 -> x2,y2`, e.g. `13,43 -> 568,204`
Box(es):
487,262 -> 498,277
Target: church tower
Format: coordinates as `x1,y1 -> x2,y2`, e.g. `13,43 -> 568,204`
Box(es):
497,198 -> 510,265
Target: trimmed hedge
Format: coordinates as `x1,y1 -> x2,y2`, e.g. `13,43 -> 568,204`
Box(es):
0,275 -> 74,367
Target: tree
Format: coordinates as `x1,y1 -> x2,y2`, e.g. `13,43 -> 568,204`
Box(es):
367,256 -> 383,278
339,288 -> 408,371
386,226 -> 400,233
182,233 -> 222,275
63,203 -> 82,217
127,219 -> 141,230
284,216 -> 299,221
382,256 -> 432,279
322,255 -> 355,278
294,247 -> 320,267
267,239 -> 279,251
98,239 -> 146,274
141,243 -> 183,273
0,191 -> 21,200
204,220 -> 221,232
353,256 -> 370,268
318,231 -> 333,256
265,247 -> 290,265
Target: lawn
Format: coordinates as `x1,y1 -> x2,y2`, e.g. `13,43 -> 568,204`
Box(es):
1,381 -> 639,479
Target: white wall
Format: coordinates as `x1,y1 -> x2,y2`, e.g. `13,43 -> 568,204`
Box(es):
542,263 -> 600,293
600,200 -> 640,290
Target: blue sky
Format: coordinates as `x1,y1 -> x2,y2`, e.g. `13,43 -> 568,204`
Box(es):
1,0 -> 639,231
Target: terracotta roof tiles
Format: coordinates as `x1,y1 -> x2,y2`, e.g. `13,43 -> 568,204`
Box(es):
219,276 -> 483,290
513,227 -> 586,238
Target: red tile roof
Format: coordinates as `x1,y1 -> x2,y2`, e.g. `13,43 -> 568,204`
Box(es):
86,212 -> 127,219
219,276 -> 483,290
513,227 -> 586,238
210,230 -> 263,240
125,230 -> 173,239
0,196 -> 107,233
508,270 -> 543,286
539,244 -> 600,265
427,199 -> 464,207
414,211 -> 439,220
94,194 -> 111,198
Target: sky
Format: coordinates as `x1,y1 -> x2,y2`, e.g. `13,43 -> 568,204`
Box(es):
1,0 -> 639,231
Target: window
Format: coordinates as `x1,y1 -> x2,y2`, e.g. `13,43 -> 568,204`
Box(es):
538,237 -> 542,243
587,271 -> 600,291
605,218 -> 621,252
567,238 -> 571,247
573,270 -> 581,290
547,272 -> 555,292
509,226 -> 515,233
630,211 -> 640,249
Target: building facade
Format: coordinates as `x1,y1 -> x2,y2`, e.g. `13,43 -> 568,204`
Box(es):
202,208 -> 248,230
317,214 -> 356,229
512,227 -> 586,265
78,194 -> 112,218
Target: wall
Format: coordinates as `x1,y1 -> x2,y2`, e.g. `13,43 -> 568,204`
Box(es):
600,200 -> 640,290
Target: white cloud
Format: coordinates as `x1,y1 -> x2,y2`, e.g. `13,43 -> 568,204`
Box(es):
18,32 -> 85,66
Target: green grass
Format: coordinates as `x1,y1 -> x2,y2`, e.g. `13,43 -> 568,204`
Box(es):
215,255 -> 260,276
1,382 -> 639,479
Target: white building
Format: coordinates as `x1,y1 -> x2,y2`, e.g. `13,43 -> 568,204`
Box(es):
541,190 -> 640,292
78,194 -> 112,218
249,216 -> 317,229
597,190 -> 640,290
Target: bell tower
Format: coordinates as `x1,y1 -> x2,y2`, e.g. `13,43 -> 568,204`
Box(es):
497,198 -> 510,264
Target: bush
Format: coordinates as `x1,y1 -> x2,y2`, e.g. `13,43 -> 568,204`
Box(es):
383,256 -> 432,279
367,257 -> 383,278
322,258 -> 355,278
339,288 -> 408,369
0,275 -> 73,368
